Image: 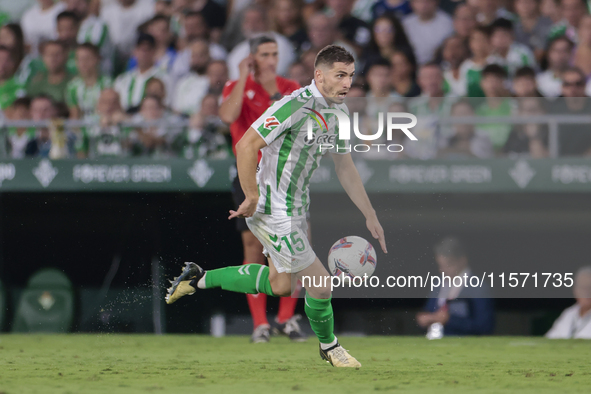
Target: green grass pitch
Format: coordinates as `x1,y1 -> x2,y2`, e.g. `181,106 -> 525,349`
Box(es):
1,335 -> 590,393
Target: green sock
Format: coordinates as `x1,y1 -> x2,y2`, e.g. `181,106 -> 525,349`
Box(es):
204,264 -> 275,296
304,294 -> 335,344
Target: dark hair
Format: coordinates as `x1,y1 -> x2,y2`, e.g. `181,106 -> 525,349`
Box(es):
367,13 -> 414,56
11,96 -> 31,109
434,237 -> 467,259
57,11 -> 80,24
314,45 -> 355,68
482,63 -> 508,79
390,49 -> 418,80
148,14 -> 171,27
249,34 -> 277,55
490,18 -> 513,34
54,101 -> 70,118
471,25 -> 492,38
136,33 -> 156,48
0,24 -> 25,66
514,66 -> 536,79
367,58 -> 391,71
76,42 -> 100,57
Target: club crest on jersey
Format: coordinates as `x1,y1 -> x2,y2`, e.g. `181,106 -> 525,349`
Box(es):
263,116 -> 280,130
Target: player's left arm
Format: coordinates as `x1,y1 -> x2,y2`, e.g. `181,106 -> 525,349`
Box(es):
332,152 -> 387,253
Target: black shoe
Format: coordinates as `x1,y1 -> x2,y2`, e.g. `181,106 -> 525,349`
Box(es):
165,262 -> 205,304
273,314 -> 308,342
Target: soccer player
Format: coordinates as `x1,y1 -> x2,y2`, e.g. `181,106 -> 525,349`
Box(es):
166,45 -> 387,368
219,35 -> 305,343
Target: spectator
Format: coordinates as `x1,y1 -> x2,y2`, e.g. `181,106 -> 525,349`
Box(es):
416,237 -> 495,336
25,95 -> 57,157
271,0 -> 308,54
181,0 -> 227,42
504,97 -> 549,157
77,88 -> 128,158
513,0 -> 553,62
113,33 -> 171,111
488,18 -> 537,77
441,35 -> 470,97
475,64 -> 514,151
571,15 -> 591,77
128,15 -> 176,73
548,0 -> 588,43
288,61 -> 312,88
390,50 -> 421,97
20,0 -> 67,54
512,66 -> 541,97
407,63 -> 457,159
0,46 -> 26,110
362,14 -> 415,76
27,40 -> 74,103
438,100 -> 494,159
541,0 -> 563,24
226,6 -> 296,80
56,11 -> 81,74
66,43 -> 112,119
371,0 -> 413,20
177,11 -> 227,59
6,97 -> 35,159
301,12 -> 357,63
206,60 -> 229,96
536,36 -> 574,97
362,60 -> 397,148
324,0 -> 371,55
551,67 -> 591,156
474,0 -> 515,27
170,12 -> 227,84
459,26 -> 492,97
453,4 -> 477,41
66,0 -> 114,76
403,0 -> 454,65
172,41 -> 211,115
546,266 -> 591,339
176,93 -> 231,159
101,0 -> 155,59
128,95 -> 169,156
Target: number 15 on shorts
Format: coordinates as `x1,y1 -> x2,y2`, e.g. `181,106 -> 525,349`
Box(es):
269,231 -> 305,255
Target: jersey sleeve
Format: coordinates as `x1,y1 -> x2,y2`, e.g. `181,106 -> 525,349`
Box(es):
250,98 -> 293,145
221,80 -> 237,101
329,104 -> 350,155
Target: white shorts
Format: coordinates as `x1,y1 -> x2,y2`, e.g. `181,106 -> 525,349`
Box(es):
246,212 -> 317,274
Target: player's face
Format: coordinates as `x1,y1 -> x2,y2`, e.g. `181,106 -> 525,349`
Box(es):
253,42 -> 278,75
317,62 -> 355,104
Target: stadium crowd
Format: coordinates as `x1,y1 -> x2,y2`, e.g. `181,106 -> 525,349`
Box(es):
0,0 -> 591,159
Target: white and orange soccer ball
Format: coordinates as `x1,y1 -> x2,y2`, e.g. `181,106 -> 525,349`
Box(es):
328,236 -> 377,278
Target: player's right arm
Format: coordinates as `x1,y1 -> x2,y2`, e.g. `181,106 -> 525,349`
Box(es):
228,127 -> 267,219
219,55 -> 253,124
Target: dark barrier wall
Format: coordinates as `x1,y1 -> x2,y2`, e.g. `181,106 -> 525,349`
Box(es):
0,191 -> 579,333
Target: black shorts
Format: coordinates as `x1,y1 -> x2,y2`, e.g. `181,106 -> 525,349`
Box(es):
231,166 -> 249,232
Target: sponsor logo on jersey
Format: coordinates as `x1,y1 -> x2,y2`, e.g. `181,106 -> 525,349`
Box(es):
263,116 -> 280,130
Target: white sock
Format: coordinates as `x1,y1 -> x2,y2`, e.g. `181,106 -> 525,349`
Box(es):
197,273 -> 207,289
320,336 -> 338,350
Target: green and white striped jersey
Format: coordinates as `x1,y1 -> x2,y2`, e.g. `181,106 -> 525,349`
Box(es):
66,75 -> 112,116
113,67 -> 170,110
487,43 -> 536,77
250,80 -> 349,217
78,16 -> 114,76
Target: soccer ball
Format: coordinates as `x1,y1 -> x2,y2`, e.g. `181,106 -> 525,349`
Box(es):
328,236 -> 377,278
